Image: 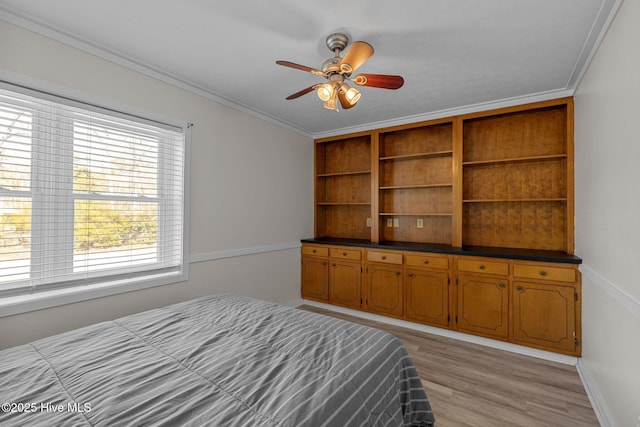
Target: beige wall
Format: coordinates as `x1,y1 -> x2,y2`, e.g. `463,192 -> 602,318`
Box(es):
574,0 -> 640,425
0,21 -> 314,349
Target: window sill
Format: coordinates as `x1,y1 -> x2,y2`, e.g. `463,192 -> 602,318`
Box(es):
0,271 -> 187,317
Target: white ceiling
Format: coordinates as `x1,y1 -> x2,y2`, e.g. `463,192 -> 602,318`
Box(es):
0,0 -> 621,137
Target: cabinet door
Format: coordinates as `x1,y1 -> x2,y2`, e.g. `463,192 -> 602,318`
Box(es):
405,269 -> 449,327
457,274 -> 509,339
330,260 -> 362,309
513,281 -> 576,354
301,256 -> 329,301
367,264 -> 403,318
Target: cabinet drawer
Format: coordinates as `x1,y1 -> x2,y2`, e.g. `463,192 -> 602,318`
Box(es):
457,259 -> 509,276
330,247 -> 362,261
514,264 -> 576,283
405,254 -> 449,270
302,245 -> 328,257
367,251 -> 403,265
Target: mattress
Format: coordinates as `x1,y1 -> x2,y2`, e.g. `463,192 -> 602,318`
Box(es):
0,294 -> 435,426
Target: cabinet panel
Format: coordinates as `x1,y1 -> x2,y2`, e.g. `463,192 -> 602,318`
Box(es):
380,187 -> 452,214
301,256 -> 329,301
463,159 -> 566,201
463,201 -> 566,251
380,156 -> 452,188
367,264 -> 403,318
457,274 -> 509,339
462,106 -> 567,162
380,123 -> 452,158
317,205 -> 371,240
316,136 -> 371,175
329,260 -> 362,309
405,269 -> 449,327
381,215 -> 452,245
513,281 -> 576,354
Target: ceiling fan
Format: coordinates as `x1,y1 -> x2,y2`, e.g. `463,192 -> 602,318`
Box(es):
276,33 -> 405,111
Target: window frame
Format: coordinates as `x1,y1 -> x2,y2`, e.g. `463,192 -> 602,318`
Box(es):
0,81 -> 190,317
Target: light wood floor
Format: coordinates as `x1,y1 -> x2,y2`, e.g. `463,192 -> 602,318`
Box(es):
299,305 -> 599,427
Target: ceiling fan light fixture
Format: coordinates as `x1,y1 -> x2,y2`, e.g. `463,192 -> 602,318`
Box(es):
316,83 -> 334,101
341,84 -> 361,105
323,97 -> 338,111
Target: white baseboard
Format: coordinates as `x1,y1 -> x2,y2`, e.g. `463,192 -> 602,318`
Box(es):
298,299 -> 578,366
576,359 -> 615,427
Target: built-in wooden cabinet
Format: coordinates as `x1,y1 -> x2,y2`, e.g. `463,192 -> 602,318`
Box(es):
329,260 -> 361,309
366,251 -> 404,318
512,260 -> 580,354
301,244 -> 329,302
405,268 -> 450,328
303,96 -> 582,356
301,243 -> 582,356
301,256 -> 329,301
455,257 -> 510,340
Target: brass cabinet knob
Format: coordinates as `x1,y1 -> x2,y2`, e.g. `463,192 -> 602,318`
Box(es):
539,271 -> 547,276
381,256 -> 387,260
342,252 -> 347,256
395,271 -> 401,276
408,272 -> 414,278
423,259 -> 429,264
479,264 -> 486,270
498,283 -> 505,288
516,285 -> 524,291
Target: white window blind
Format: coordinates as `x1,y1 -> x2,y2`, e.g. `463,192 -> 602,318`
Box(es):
0,85 -> 186,298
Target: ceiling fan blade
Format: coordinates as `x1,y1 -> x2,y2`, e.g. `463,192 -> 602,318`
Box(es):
276,60 -> 325,76
338,41 -> 374,74
337,90 -> 357,110
353,74 -> 405,89
286,85 -> 316,100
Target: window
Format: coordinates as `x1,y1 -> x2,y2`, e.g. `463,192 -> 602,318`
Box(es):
0,85 -> 186,301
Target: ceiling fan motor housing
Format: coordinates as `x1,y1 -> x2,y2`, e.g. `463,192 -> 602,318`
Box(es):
326,33 -> 348,53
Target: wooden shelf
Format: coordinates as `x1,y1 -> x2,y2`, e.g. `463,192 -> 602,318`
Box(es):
317,202 -> 371,206
380,212 -> 453,217
463,198 -> 567,203
317,170 -> 371,177
380,150 -> 453,162
380,183 -> 453,190
463,154 -> 567,166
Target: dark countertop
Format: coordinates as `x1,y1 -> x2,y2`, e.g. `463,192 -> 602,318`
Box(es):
301,237 -> 582,264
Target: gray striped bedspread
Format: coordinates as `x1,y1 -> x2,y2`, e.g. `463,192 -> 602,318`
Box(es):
0,294 -> 435,426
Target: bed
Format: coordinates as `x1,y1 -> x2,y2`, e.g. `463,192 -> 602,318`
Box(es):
0,294 -> 435,426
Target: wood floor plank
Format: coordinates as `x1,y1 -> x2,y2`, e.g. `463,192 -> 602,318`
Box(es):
299,305 -> 599,427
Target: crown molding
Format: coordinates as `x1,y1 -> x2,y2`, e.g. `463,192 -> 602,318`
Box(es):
0,9 -> 314,138
1,0 -> 622,140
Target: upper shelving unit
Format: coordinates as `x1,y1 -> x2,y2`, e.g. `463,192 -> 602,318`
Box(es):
378,121 -> 454,245
461,101 -> 572,252
312,97 -> 574,254
315,134 -> 372,240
